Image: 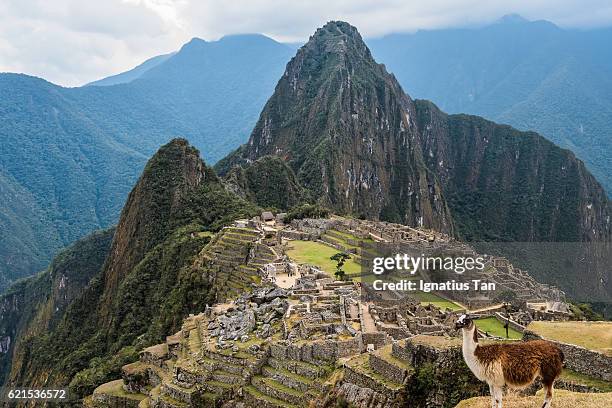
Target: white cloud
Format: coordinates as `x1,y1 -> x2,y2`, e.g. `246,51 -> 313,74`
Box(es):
1,0 -> 611,86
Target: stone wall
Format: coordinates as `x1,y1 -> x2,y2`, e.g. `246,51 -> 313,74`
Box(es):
362,332 -> 390,350
92,389 -> 141,408
343,364 -> 392,395
524,330 -> 612,381
494,312 -> 525,333
369,353 -> 408,384
270,337 -> 361,363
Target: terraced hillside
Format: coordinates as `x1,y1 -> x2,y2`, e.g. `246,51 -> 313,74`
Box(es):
196,226 -> 270,302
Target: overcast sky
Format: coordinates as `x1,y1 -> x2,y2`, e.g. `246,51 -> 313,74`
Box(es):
1,0 -> 612,87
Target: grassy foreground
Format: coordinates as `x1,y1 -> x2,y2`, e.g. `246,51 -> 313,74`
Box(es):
456,390 -> 612,407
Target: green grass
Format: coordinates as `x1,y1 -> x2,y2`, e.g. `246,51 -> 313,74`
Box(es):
376,345 -> 412,370
475,317 -> 522,339
411,292 -> 463,311
260,376 -> 304,397
265,365 -> 314,384
286,240 -> 362,276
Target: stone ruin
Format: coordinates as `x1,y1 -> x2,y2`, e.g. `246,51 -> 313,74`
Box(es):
85,214 -> 582,408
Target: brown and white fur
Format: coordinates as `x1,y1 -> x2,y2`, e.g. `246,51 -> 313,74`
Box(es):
455,315 -> 564,408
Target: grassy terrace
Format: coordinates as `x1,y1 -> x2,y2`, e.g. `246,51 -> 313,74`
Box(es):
527,321 -> 612,356
286,240 -> 362,276
345,353 -> 403,390
244,385 -> 298,408
376,344 -> 412,371
94,380 -> 145,401
408,335 -> 462,349
475,317 -> 522,339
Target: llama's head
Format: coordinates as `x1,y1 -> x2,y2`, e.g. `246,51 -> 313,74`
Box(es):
455,314 -> 474,330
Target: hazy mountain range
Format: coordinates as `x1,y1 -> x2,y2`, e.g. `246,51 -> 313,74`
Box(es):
1,15 -> 611,291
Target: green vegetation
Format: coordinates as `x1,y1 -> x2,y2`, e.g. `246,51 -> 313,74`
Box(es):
286,241 -> 361,276
330,252 -> 351,281
569,302 -> 605,321
0,228 -> 114,385
71,348 -> 140,398
224,156 -> 308,210
475,317 -> 522,339
527,321 -> 612,356
6,140 -> 260,397
407,351 -> 488,407
284,204 -> 330,223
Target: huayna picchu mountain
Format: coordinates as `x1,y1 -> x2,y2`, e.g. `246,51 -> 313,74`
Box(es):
1,139 -> 260,399
217,22 -> 454,234
218,21 -> 610,245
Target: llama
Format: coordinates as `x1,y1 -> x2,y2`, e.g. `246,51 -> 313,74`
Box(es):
455,314 -> 564,408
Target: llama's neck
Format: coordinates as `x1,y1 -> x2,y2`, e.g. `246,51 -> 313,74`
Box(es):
461,324 -> 484,379
462,325 -> 478,357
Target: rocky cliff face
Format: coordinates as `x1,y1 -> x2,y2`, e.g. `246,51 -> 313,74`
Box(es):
415,100 -> 611,243
218,21 -> 454,233
99,139 -> 210,317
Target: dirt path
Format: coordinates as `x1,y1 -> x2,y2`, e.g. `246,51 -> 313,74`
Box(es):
360,301 -> 378,333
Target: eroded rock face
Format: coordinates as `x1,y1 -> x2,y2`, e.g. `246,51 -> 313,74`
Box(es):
217,19 -> 611,301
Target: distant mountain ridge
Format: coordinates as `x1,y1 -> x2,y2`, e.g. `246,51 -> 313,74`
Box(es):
368,16 -> 612,193
0,35 -> 292,289
88,17 -> 612,195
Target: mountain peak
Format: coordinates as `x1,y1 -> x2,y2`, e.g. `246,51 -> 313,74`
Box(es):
218,21 -> 453,232
496,13 -> 530,24
306,20 -> 369,57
